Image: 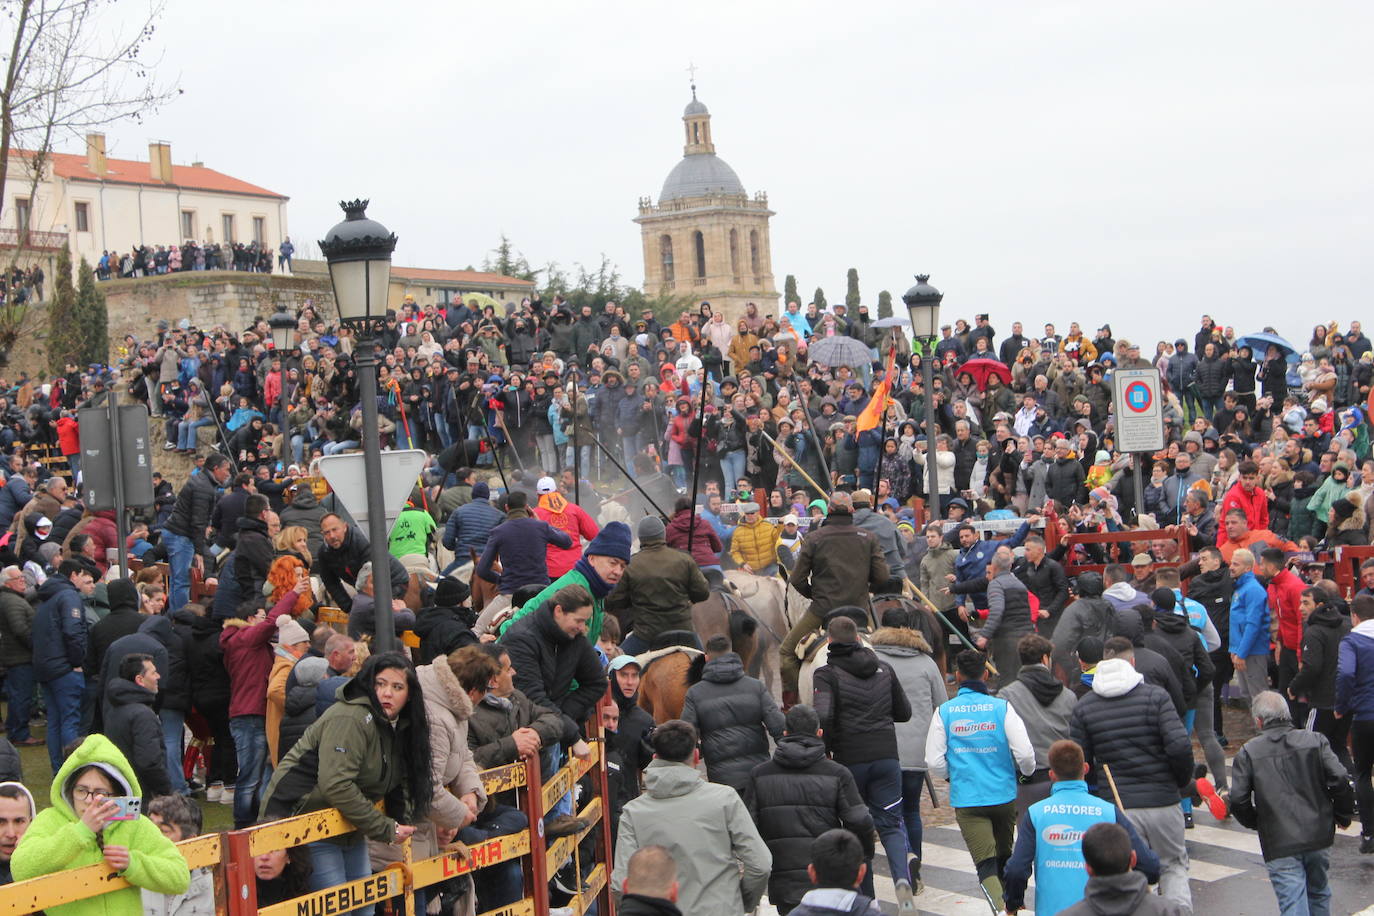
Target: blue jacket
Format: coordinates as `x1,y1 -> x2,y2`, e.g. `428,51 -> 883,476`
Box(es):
442,497 -> 505,557
475,516 -> 573,594
1003,779 -> 1159,915
952,521 -> 1030,610
937,686 -> 1017,807
33,576 -> 88,682
1336,622 -> 1374,721
1229,571 -> 1270,659
0,475 -> 32,531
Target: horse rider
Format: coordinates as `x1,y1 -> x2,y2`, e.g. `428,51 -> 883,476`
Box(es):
606,515 -> 712,656
779,491 -> 892,708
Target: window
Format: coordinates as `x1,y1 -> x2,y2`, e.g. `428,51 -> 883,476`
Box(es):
659,234 -> 674,285
750,229 -> 761,277
74,202 -> 90,233
729,228 -> 740,280
253,216 -> 265,244
693,230 -> 706,279
14,198 -> 29,233
180,210 -> 195,239
222,214 -> 235,243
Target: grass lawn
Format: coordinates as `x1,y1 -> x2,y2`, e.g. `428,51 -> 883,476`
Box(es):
16,724 -> 237,833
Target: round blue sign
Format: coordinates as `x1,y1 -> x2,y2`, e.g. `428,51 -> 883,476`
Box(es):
1124,381 -> 1152,413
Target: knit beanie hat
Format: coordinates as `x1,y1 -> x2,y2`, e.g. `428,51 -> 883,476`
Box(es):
472,481 -> 490,500
292,656 -> 330,688
276,615 -> 309,645
433,576 -> 470,608
585,521 -> 632,561
1331,498 -> 1356,523
637,516 -> 666,542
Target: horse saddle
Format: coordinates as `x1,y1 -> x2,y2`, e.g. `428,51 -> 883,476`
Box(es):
635,641 -> 704,674
796,630 -> 826,664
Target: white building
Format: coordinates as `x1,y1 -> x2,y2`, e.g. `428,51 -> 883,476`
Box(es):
2,133 -> 289,273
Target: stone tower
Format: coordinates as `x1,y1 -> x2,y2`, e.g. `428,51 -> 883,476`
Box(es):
635,86 -> 778,322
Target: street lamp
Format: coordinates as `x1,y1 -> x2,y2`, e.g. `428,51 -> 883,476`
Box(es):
902,274 -> 944,521
268,309 -> 296,471
319,199 -> 398,653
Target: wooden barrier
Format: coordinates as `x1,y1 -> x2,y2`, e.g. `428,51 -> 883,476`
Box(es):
1334,544 -> 1374,598
1046,509 -> 1192,579
0,709 -> 616,916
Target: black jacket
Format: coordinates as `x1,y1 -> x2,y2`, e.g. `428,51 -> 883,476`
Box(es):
32,576 -> 86,682
279,488 -> 329,560
0,589 -> 33,669
1231,723 -> 1355,861
1016,556 -> 1070,619
165,472 -> 220,551
746,734 -> 875,910
413,604 -> 479,666
812,641 -> 912,766
279,672 -> 322,760
234,516 -> 274,599
616,895 -> 683,916
1152,612 -> 1215,703
179,609 -> 230,708
681,654 -> 784,793
499,602 -> 608,739
318,527 -> 410,612
103,677 -> 171,798
1112,607 -> 1187,717
1187,568 -> 1232,648
1288,603 -> 1350,709
1194,355 -> 1229,398
1045,456 -> 1086,506
1070,662 -> 1193,809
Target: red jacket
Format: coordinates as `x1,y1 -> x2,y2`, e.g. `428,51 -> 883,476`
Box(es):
1266,567 -> 1304,654
56,416 -> 80,455
664,509 -> 723,567
1218,482 -> 1269,544
220,591 -> 296,718
534,494 -> 600,579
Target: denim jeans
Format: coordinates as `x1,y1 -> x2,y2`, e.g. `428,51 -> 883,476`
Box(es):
229,715 -> 269,829
323,439 -> 358,455
720,451 -> 746,497
4,663 -> 33,742
460,804 -> 528,911
178,418 -> 213,449
162,529 -> 197,613
308,832 -> 375,916
845,758 -> 910,885
40,670 -> 84,774
160,707 -> 188,793
433,414 -> 452,450
1265,847 -> 1330,916
900,769 -> 925,864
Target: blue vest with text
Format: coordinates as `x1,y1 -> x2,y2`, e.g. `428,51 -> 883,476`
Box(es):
939,686 -> 1015,807
1028,780 -> 1116,916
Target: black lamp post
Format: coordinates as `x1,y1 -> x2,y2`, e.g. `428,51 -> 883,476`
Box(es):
902,274 -> 944,521
268,309 -> 295,470
319,199 -> 398,653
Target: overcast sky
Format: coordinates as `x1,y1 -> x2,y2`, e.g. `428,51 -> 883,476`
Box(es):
90,0 -> 1370,347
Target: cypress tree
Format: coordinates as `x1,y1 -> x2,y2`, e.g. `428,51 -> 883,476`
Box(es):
877,289 -> 893,319
812,286 -> 827,310
46,244 -> 79,374
784,274 -> 799,307
845,268 -> 860,309
75,257 -> 108,367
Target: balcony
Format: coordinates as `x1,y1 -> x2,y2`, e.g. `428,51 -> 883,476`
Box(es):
0,228 -> 68,251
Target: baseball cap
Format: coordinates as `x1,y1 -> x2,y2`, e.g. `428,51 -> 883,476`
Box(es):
609,655 -> 642,672
781,514 -> 799,526
1131,553 -> 1153,567
536,476 -> 557,494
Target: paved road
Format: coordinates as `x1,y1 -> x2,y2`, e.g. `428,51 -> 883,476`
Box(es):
761,812 -> 1374,915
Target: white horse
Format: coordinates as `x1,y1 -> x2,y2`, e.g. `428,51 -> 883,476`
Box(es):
721,570 -> 807,703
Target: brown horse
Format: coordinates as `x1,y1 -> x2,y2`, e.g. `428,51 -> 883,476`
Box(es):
870,593 -> 947,673
636,584 -> 760,723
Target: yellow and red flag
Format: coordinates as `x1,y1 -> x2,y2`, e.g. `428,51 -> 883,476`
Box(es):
855,346 -> 896,432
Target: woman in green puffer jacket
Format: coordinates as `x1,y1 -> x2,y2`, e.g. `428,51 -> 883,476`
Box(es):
11,734 -> 189,916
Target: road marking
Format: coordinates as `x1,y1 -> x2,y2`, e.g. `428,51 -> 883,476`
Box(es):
1183,823 -> 1262,856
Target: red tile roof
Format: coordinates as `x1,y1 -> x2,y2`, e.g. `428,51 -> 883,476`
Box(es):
393,266 -> 536,288
44,151 -> 287,199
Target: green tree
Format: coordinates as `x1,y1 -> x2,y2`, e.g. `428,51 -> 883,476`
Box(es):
75,256 -> 107,366
482,234 -> 537,281
877,289 -> 893,319
45,243 -> 78,373
784,274 -> 799,307
845,268 -> 860,309
813,286 -> 827,310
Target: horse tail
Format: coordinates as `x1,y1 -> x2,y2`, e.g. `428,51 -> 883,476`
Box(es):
729,608 -> 758,644
688,653 -> 707,686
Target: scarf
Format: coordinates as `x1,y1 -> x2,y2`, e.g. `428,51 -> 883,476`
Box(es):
574,555 -> 614,599
538,491 -> 571,525
958,679 -> 990,695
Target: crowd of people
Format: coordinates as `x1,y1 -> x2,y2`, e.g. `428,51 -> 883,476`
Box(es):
0,293 -> 1365,915
95,237 -> 293,281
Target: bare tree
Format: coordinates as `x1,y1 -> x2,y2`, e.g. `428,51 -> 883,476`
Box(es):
0,0 -> 179,349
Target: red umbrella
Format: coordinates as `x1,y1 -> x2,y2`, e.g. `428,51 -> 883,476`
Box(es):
957,357 -> 1012,391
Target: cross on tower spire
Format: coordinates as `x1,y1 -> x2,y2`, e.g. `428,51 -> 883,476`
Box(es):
686,61 -> 698,99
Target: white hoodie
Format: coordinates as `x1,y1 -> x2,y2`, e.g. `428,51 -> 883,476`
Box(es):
1091,657 -> 1144,698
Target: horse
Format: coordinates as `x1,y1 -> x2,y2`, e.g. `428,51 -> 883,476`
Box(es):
636,577 -> 762,723
869,593 -> 948,674
721,570 -> 806,702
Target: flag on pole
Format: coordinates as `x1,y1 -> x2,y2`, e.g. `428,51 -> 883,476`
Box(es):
855,346 -> 896,432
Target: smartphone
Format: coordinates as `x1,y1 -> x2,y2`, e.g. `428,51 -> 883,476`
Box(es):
107,796 -> 141,821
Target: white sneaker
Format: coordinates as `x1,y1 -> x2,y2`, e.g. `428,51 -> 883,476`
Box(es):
894,879 -> 917,914
205,784 -> 223,803
219,785 -> 235,805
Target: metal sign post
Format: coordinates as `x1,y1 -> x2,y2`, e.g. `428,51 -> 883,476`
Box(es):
78,396 -> 154,576
1111,367 -> 1164,522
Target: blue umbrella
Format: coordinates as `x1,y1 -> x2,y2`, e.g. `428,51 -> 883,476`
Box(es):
1234,331 -> 1299,364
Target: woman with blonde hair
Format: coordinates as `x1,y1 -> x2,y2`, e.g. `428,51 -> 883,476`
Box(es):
274,525 -> 312,568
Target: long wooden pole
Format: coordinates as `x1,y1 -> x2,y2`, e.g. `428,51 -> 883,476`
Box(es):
904,576 -> 998,677
731,409 -> 831,499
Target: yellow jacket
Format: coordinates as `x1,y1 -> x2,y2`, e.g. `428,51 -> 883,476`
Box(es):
730,518 -> 781,570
